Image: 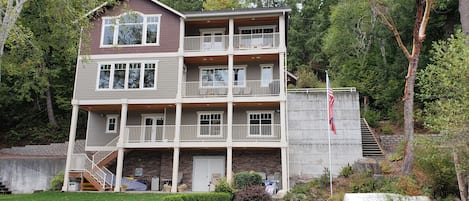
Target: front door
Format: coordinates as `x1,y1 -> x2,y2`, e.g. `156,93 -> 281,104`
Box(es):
141,114 -> 164,142
201,31 -> 224,51
192,156 -> 225,192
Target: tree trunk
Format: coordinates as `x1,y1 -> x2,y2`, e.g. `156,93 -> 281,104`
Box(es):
401,58 -> 418,174
460,0 -> 469,35
454,149 -> 468,201
46,86 -> 59,129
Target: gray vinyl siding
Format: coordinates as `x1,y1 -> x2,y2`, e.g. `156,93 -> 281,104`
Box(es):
185,62 -> 279,82
86,112 -> 119,146
75,57 -> 178,100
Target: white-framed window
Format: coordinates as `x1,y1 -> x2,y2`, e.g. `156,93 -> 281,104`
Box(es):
247,111 -> 273,136
101,12 -> 161,47
260,64 -> 273,87
239,26 -> 276,48
197,112 -> 223,137
106,115 -> 119,133
97,61 -> 158,90
199,66 -> 246,87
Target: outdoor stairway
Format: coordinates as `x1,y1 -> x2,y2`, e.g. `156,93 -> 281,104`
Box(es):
0,181 -> 12,195
361,118 -> 385,158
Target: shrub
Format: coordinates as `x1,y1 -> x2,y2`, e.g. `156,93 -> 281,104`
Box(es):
319,168 -> 330,188
379,161 -> 393,174
161,193 -> 231,201
361,109 -> 381,128
233,171 -> 262,189
233,185 -> 271,201
284,180 -> 326,201
214,177 -> 234,194
49,171 -> 64,191
339,164 -> 353,177
380,124 -> 393,135
350,172 -> 375,193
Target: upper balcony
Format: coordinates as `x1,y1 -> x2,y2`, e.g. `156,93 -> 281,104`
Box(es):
184,16 -> 284,54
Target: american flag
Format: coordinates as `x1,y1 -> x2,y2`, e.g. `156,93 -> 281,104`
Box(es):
326,74 -> 337,134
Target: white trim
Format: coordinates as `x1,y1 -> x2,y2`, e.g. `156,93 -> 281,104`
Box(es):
246,111 -> 274,137
140,114 -> 164,142
81,52 -> 179,60
260,64 -> 274,87
197,111 -> 224,137
96,60 -> 159,91
100,12 -> 162,47
238,25 -> 276,31
105,114 -> 119,133
149,0 -> 185,18
199,28 -> 226,33
184,8 -> 290,18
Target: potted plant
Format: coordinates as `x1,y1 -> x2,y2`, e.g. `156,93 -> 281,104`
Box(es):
163,184 -> 171,192
177,183 -> 187,192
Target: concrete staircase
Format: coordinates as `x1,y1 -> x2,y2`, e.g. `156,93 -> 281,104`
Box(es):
361,118 -> 384,158
0,181 -> 11,195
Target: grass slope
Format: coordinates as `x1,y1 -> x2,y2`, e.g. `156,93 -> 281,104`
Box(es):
0,192 -> 172,201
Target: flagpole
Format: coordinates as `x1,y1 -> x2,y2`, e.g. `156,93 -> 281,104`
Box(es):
326,71 -> 333,197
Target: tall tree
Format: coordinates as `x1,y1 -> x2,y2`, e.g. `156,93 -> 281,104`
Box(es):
460,0 -> 469,35
159,0 -> 203,11
371,0 -> 432,174
417,32 -> 469,201
0,0 -> 28,82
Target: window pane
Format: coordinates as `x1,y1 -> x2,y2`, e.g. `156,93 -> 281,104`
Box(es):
201,69 -> 213,87
261,66 -> 273,86
233,68 -> 245,86
146,24 -> 158,44
261,124 -> 271,135
120,14 -> 143,23
103,26 -> 114,45
147,16 -> 159,23
144,63 -> 156,88
145,118 -> 153,126
118,24 -> 143,45
128,63 -> 141,89
99,65 -> 111,89
113,64 -> 126,89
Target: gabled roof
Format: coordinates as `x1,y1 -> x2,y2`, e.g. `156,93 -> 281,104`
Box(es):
85,0 -> 185,19
184,7 -> 291,18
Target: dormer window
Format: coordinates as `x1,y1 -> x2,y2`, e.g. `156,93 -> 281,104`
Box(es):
101,12 -> 161,47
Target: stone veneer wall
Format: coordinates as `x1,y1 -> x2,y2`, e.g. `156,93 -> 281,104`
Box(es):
380,134 -> 442,153
109,148 -> 281,191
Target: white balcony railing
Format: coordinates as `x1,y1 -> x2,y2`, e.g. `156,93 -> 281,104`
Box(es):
183,80 -> 280,98
233,124 -> 281,142
125,125 -> 175,144
180,125 -> 227,142
119,124 -> 280,145
234,33 -> 279,50
184,35 -> 229,52
183,33 -> 280,52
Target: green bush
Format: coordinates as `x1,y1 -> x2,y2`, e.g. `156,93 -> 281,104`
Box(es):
161,193 -> 231,201
339,164 -> 353,177
350,172 -> 375,193
361,109 -> 381,128
49,171 -> 64,191
233,171 -> 262,189
284,180 -> 326,200
214,177 -> 234,194
233,185 -> 271,201
319,168 -> 330,188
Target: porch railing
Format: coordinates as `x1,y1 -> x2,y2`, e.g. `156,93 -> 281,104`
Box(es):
183,80 -> 280,98
184,35 -> 229,52
125,125 -> 175,144
233,124 -> 281,142
92,136 -> 119,165
180,125 -> 227,142
183,33 -> 280,52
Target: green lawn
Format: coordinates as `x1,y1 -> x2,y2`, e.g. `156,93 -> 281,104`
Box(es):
0,192 -> 173,201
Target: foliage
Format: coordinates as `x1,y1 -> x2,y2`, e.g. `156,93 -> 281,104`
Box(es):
162,193 -> 232,201
380,161 -> 393,174
350,171 -> 375,193
284,179 -> 326,201
49,171 -> 64,191
389,141 -> 405,161
296,68 -> 320,88
318,168 -> 330,188
232,171 -> 262,189
361,109 -> 381,128
214,177 -> 234,194
203,0 -> 240,10
159,0 -> 203,11
339,164 -> 353,178
233,185 -> 271,201
414,137 -> 459,199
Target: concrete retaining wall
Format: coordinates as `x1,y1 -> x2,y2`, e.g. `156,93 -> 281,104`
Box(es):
0,158 -> 65,194
380,134 -> 441,153
287,91 -> 363,184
